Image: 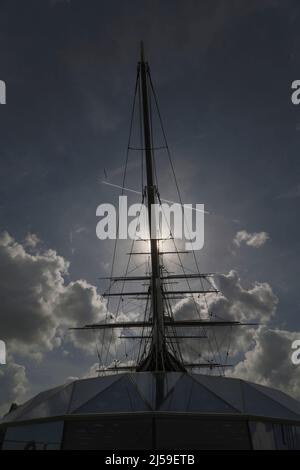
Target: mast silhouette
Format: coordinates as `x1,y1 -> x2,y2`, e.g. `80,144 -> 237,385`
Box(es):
136,41 -> 182,372
72,43 -> 258,374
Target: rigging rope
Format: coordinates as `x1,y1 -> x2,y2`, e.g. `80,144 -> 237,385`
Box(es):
148,69 -> 225,375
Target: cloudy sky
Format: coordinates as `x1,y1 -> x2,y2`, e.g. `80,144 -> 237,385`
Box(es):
0,0 -> 300,415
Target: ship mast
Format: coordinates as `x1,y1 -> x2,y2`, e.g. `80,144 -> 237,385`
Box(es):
72,43 -> 258,374
138,41 -> 167,371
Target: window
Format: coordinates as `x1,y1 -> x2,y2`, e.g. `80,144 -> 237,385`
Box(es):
2,421 -> 64,450
156,417 -> 251,450
63,417 -> 152,450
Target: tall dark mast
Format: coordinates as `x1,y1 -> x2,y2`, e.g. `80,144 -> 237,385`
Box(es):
138,41 -> 166,371
73,43 -> 257,374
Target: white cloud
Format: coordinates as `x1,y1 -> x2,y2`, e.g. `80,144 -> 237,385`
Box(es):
0,232 -> 119,413
231,328 -> 300,400
234,230 -> 269,248
24,233 -> 40,248
0,232 -> 68,358
174,271 -> 300,399
0,233 -> 298,414
175,270 -> 278,324
0,232 -> 109,358
54,279 -> 115,354
0,360 -> 28,417
173,270 -> 278,363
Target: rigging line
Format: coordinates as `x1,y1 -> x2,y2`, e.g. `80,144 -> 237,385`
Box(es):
106,238 -> 138,365
225,326 -> 233,368
156,193 -> 199,304
156,216 -> 180,364
99,68 -> 140,369
147,73 -> 241,227
104,192 -> 147,366
167,258 -> 198,274
138,74 -> 144,194
149,108 -> 223,376
127,260 -> 148,275
93,329 -> 102,377
148,71 -> 206,278
183,340 -> 218,368
182,341 -> 203,364
149,74 -> 206,288
160,252 -> 182,361
167,308 -> 185,365
156,193 -> 207,325
165,296 -> 184,363
198,273 -> 225,374
148,72 -> 159,193
109,340 -> 141,370
139,257 -> 153,362
149,74 -> 225,376
213,325 -> 231,352
137,292 -> 151,364
155,194 -> 220,370
101,181 -> 208,214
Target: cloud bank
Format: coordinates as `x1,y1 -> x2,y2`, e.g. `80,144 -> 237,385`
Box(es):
174,270 -> 300,400
234,230 -> 269,248
0,232 -> 110,414
0,234 -> 299,416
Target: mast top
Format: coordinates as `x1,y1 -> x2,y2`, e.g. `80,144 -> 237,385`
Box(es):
140,40 -> 145,63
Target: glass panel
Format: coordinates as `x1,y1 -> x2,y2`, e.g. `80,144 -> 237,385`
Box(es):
0,385 -> 64,424
131,372 -> 182,410
243,383 -> 299,421
193,375 -> 243,412
75,376 -> 150,413
157,417 -> 251,450
63,417 -> 152,450
251,383 -> 300,418
2,421 -> 64,450
17,384 -> 73,421
130,373 -> 156,409
160,374 -> 236,412
70,375 -> 121,413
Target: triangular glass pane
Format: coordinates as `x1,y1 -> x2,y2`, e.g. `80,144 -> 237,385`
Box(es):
18,383 -> 74,421
130,373 -> 156,409
160,374 -> 237,412
75,376 -> 150,413
242,383 -> 300,420
251,382 -> 300,418
1,384 -> 69,423
131,372 -> 182,410
70,374 -> 122,413
192,374 -> 243,412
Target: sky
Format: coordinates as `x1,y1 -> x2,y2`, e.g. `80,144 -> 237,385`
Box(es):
0,0 -> 300,415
